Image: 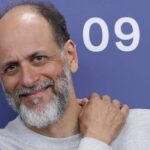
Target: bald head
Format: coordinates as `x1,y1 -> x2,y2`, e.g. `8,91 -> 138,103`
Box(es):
0,5 -> 45,33
0,5 -> 56,51
1,5 -> 38,23
0,2 -> 70,48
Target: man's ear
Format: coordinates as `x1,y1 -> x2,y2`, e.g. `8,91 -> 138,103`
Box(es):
64,40 -> 78,73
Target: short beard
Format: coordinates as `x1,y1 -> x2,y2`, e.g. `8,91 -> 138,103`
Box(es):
2,64 -> 71,128
20,93 -> 68,128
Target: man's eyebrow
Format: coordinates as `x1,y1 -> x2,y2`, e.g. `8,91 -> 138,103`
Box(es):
28,52 -> 40,59
0,50 -> 50,69
27,51 -> 56,60
0,52 -> 39,70
1,60 -> 19,69
27,51 -> 48,60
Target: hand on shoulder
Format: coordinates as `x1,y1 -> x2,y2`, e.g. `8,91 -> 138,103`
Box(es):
79,93 -> 129,144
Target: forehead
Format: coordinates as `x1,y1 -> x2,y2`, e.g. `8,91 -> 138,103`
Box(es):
0,5 -> 54,39
0,5 -> 60,60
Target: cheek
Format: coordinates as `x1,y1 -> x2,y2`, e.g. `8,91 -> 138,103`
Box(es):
1,76 -> 19,94
42,61 -> 65,80
1,60 -> 66,94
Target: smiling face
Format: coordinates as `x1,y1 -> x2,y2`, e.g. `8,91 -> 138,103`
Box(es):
0,5 -> 78,128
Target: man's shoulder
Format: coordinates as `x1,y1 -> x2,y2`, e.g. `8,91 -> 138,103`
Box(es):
0,115 -> 24,139
127,109 -> 150,125
111,109 -> 150,149
0,116 -> 19,137
125,109 -> 150,135
1,116 -> 19,129
0,116 -> 34,150
120,109 -> 150,135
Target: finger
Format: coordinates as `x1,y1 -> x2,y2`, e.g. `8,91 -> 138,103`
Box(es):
112,99 -> 121,108
78,98 -> 89,106
78,101 -> 84,106
102,95 -> 111,104
83,98 -> 89,102
88,93 -> 99,99
121,104 -> 129,118
88,93 -> 102,103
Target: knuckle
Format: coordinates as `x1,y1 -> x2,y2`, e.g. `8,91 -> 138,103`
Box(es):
124,104 -> 129,112
103,95 -> 111,103
112,99 -> 120,105
121,105 -> 130,115
103,95 -> 111,100
89,93 -> 99,99
88,93 -> 101,104
112,99 -> 121,108
111,106 -> 119,113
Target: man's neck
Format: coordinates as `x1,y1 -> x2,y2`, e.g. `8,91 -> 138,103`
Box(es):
28,98 -> 82,138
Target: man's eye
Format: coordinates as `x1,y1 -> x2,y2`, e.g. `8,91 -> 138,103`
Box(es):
4,64 -> 18,74
33,56 -> 47,63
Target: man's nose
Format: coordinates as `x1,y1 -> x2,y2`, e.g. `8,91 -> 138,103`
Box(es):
20,65 -> 39,87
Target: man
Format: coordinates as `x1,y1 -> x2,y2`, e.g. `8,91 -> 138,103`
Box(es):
0,1 -> 148,150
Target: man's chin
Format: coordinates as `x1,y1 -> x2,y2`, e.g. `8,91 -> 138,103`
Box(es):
20,104 -> 57,128
19,95 -> 67,128
20,98 -> 47,112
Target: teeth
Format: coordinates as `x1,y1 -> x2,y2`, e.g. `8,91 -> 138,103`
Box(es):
32,98 -> 41,105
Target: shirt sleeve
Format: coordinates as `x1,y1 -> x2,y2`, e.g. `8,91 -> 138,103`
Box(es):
78,137 -> 112,150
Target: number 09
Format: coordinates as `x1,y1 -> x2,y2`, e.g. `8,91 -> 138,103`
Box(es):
83,17 -> 140,52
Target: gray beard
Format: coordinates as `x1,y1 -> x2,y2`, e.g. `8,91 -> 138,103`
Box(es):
2,65 -> 71,128
20,93 -> 68,128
